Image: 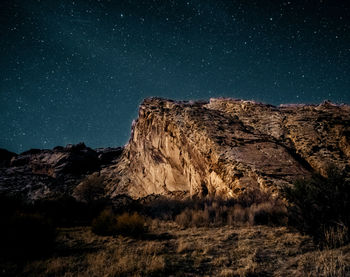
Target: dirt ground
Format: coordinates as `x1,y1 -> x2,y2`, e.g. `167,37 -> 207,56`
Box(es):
4,220 -> 350,276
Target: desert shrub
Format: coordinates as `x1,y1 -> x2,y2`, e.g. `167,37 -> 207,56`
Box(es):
282,166 -> 350,246
191,208 -> 210,227
174,190 -> 286,228
115,212 -> 147,237
228,204 -> 247,225
175,207 -> 214,228
175,208 -> 192,228
73,173 -> 105,203
248,200 -> 287,226
92,209 -> 147,237
0,212 -> 56,260
91,208 -> 117,236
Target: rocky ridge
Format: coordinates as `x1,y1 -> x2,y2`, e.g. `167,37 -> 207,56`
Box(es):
1,98 -> 349,201
0,143 -> 122,200
102,98 -> 350,199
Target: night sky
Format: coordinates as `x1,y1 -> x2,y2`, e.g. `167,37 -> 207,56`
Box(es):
1,0 -> 349,153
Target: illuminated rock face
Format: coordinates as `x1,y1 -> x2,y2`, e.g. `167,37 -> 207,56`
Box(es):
103,98 -> 350,199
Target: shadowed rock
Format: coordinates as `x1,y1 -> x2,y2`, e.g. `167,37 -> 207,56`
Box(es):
0,149 -> 17,167
0,143 -> 122,201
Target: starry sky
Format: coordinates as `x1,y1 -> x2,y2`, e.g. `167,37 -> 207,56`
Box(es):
1,0 -> 349,153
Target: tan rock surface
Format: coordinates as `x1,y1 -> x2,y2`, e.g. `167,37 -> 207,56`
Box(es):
103,97 -> 349,199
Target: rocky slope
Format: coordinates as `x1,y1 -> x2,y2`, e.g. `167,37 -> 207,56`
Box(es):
0,143 -> 122,200
102,98 -> 350,199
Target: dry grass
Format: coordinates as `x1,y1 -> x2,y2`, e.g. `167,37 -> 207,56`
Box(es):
315,249 -> 347,277
174,192 -> 287,229
6,221 -> 349,276
177,238 -> 194,253
22,227 -> 166,277
323,225 -> 349,249
283,248 -> 349,277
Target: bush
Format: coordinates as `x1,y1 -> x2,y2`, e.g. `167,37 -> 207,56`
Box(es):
91,208 -> 117,236
248,201 -> 287,226
175,208 -> 192,228
174,193 -> 287,228
0,212 -> 56,260
115,212 -> 147,237
91,210 -> 147,237
175,207 -> 212,228
228,204 -> 247,225
191,208 -> 210,227
282,166 -> 350,246
73,173 -> 105,203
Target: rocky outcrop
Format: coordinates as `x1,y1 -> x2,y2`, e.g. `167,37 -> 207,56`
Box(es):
103,98 -> 350,199
207,99 -> 350,177
0,143 -> 122,201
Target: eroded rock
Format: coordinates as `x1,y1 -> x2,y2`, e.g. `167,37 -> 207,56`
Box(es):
0,143 -> 122,201
102,97 -> 349,199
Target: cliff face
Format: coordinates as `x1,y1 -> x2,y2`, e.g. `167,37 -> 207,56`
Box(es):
102,98 -> 350,199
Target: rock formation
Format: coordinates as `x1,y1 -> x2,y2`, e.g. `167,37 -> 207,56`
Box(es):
1,98 -> 349,201
102,98 -> 350,199
0,143 -> 122,200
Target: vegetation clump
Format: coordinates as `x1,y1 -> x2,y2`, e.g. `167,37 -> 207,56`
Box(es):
73,173 -> 106,203
115,212 -> 147,236
283,166 -> 350,247
92,209 -> 147,237
175,189 -> 287,228
91,208 -> 117,236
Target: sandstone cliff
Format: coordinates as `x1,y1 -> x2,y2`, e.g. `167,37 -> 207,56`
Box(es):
102,98 -> 350,199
